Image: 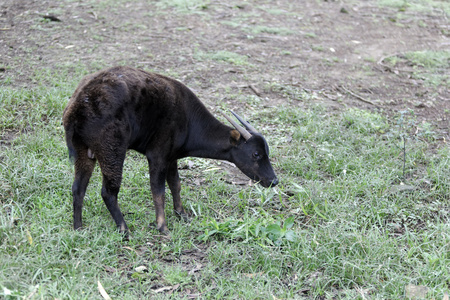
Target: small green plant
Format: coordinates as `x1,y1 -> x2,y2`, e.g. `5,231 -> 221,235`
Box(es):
311,44 -> 324,52
386,109 -> 436,179
263,217 -> 296,245
197,216 -> 296,246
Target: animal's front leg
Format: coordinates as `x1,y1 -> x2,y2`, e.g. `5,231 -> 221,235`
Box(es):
149,163 -> 169,234
167,160 -> 189,221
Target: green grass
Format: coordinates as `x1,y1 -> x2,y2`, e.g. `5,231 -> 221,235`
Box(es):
384,50 -> 449,86
378,0 -> 450,14
156,0 -> 210,12
1,68 -> 449,299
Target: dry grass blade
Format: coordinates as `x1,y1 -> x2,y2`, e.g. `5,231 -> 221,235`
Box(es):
97,281 -> 112,300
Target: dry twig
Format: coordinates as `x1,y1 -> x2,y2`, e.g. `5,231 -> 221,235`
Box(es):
339,86 -> 379,107
248,84 -> 261,97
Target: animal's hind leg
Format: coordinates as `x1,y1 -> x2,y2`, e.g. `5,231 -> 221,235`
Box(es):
72,147 -> 96,230
166,160 -> 188,221
97,149 -> 129,235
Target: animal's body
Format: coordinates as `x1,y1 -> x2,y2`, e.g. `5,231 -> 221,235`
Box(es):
63,66 -> 278,235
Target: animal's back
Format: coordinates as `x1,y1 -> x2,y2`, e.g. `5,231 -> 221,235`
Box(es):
63,66 -> 179,124
63,66 -> 200,159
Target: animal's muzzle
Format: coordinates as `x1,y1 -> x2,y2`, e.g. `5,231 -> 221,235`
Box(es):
261,176 -> 279,188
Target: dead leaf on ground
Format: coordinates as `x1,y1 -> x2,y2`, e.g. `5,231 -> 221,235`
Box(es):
152,284 -> 179,293
152,286 -> 172,293
134,265 -> 148,273
122,246 -> 138,254
26,229 -> 33,245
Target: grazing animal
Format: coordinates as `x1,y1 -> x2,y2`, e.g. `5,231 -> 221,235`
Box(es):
63,66 -> 278,235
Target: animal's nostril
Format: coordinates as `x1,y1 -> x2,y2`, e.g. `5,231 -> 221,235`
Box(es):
271,177 -> 279,187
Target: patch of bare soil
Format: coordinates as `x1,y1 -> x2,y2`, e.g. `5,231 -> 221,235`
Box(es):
1,1 -> 448,142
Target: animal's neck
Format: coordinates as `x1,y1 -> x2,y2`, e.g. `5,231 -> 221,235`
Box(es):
183,112 -> 233,161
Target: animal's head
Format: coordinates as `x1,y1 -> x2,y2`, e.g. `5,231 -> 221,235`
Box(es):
222,111 -> 279,188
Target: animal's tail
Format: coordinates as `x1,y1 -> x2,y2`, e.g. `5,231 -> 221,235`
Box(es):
64,122 -> 77,163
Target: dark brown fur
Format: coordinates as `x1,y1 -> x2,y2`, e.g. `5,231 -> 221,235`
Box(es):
63,66 -> 278,236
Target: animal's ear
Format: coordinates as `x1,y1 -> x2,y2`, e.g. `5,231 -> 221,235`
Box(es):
229,129 -> 241,146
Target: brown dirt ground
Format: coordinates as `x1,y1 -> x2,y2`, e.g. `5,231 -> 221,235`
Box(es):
1,0 -> 449,142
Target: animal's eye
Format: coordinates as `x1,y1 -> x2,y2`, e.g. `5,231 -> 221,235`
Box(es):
253,151 -> 260,159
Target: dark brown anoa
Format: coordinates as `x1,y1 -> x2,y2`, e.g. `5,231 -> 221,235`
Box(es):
63,66 -> 278,236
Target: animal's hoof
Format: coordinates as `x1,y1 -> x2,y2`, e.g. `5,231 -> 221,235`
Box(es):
73,221 -> 83,231
160,228 -> 171,236
117,228 -> 130,241
150,221 -> 170,235
121,232 -> 130,241
174,210 -> 190,222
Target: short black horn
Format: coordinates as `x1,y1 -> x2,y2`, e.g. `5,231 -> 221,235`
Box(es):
230,111 -> 258,133
220,110 -> 252,140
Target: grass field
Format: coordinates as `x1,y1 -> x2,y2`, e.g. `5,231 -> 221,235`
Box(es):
1,65 -> 448,299
1,0 -> 449,299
